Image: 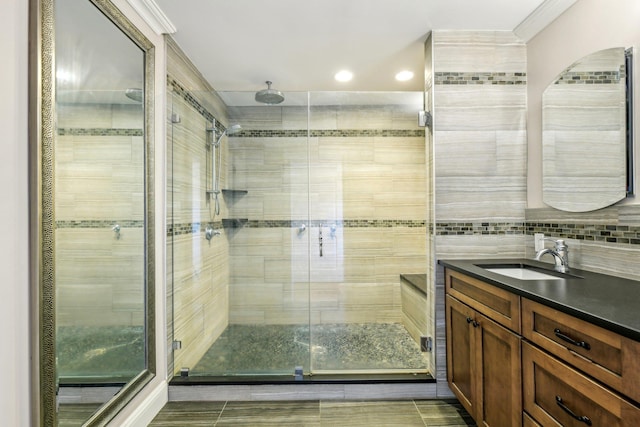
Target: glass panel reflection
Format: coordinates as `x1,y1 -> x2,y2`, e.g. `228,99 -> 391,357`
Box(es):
55,0 -> 146,422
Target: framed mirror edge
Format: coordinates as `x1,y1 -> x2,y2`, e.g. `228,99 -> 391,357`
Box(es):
29,0 -> 156,425
626,46 -> 635,198
542,46 -> 636,212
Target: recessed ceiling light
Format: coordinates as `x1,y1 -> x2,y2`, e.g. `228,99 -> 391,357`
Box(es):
335,70 -> 353,82
395,70 -> 414,82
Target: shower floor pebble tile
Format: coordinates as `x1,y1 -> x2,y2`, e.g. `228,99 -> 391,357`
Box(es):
190,323 -> 429,375
148,399 -> 475,426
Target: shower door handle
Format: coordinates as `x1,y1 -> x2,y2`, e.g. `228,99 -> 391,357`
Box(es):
319,226 -> 323,257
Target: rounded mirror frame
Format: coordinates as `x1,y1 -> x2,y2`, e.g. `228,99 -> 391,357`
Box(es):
542,47 -> 632,212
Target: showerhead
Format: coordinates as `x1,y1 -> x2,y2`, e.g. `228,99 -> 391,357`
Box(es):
225,123 -> 243,135
214,123 -> 242,146
255,81 -> 284,105
125,88 -> 143,103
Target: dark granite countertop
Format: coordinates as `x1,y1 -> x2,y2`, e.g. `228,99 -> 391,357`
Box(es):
400,274 -> 427,296
438,258 -> 640,342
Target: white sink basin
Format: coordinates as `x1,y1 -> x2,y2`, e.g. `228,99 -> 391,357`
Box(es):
484,267 -> 563,281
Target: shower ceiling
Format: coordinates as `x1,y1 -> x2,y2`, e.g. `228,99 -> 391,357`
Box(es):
153,0 -> 575,92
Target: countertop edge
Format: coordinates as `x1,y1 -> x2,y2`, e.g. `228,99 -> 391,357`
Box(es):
439,258 -> 640,342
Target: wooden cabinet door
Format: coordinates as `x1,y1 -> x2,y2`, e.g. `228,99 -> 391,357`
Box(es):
447,295 -> 522,427
477,311 -> 522,427
446,295 -> 477,419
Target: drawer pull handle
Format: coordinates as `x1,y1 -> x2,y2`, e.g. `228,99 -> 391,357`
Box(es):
554,328 -> 591,350
555,396 -> 592,426
466,317 -> 479,328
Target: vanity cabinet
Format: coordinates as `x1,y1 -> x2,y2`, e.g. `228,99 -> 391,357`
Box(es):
522,298 -> 640,404
445,270 -> 522,426
444,267 -> 640,427
523,341 -> 640,426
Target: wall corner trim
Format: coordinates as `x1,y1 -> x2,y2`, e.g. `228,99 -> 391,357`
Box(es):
514,0 -> 577,42
126,0 -> 176,35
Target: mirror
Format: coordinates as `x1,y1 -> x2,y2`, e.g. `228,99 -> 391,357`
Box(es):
542,47 -> 633,212
31,0 -> 155,425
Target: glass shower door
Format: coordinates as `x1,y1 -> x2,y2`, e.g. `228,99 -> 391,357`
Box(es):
167,88 -> 430,377
221,92 -> 312,375
307,91 -> 430,374
169,88 -> 312,376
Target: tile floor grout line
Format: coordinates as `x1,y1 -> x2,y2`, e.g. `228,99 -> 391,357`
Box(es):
212,400 -> 228,426
411,399 -> 429,427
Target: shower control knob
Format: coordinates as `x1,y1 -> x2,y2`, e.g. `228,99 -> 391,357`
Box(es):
298,224 -> 306,233
205,227 -> 221,241
112,224 -> 121,240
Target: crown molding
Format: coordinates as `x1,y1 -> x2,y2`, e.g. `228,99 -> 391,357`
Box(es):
514,0 -> 577,42
126,0 -> 176,35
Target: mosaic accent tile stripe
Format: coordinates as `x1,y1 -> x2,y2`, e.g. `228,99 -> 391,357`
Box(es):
57,128 -> 143,136
230,129 -> 426,138
168,76 -> 225,134
554,69 -> 623,85
526,222 -> 640,245
435,221 -> 640,245
435,71 -> 527,85
167,221 -> 224,236
56,220 -> 144,229
168,219 -> 426,235
166,219 -> 640,244
169,77 -> 424,138
436,222 -> 525,235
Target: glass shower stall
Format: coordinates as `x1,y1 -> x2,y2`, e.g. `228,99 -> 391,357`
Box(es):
167,85 -> 430,378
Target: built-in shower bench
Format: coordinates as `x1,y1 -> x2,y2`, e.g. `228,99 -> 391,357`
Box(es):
400,274 -> 429,351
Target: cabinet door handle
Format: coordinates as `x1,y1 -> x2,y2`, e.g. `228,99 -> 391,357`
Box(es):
466,317 -> 479,328
554,328 -> 591,350
555,396 -> 592,426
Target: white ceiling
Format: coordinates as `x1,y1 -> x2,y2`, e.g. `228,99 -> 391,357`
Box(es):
153,0 -> 566,92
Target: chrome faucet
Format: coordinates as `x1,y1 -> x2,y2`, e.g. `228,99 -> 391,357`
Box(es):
535,238 -> 569,273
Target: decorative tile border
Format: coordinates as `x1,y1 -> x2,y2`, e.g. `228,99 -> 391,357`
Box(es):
56,220 -> 144,229
57,128 -> 143,136
166,219 -> 640,245
435,221 -> 640,245
526,222 -> 640,245
232,129 -> 425,138
435,72 -> 527,85
168,219 -> 426,236
436,222 -> 525,235
169,76 -> 424,139
169,76 -> 225,134
554,69 -> 623,85
249,219 -> 427,228
168,221 -> 223,237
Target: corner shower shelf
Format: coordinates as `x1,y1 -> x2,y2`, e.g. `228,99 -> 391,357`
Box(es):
222,189 -> 248,196
222,218 -> 248,228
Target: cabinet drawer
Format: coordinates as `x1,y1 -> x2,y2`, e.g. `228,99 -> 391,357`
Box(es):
522,298 -> 640,402
445,269 -> 520,332
523,342 -> 640,427
523,412 -> 542,427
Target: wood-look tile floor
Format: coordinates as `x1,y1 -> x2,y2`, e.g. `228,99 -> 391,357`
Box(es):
148,399 -> 476,426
